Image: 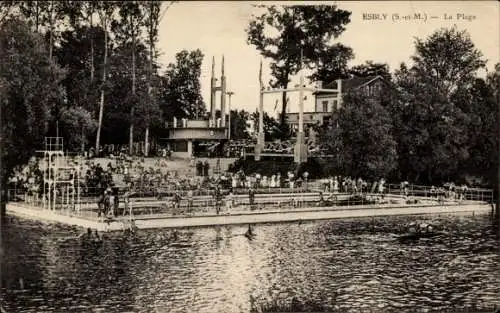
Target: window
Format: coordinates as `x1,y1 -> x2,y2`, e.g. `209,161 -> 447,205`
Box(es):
322,100 -> 328,112
332,99 -> 338,110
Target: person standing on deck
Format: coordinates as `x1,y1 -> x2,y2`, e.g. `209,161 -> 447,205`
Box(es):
214,186 -> 222,215
173,191 -> 181,210
113,188 -> 119,216
378,178 -> 386,198
226,189 -> 234,214
123,189 -> 131,216
97,190 -> 106,221
318,191 -> 325,207
333,177 -> 339,194
187,188 -> 194,213
107,188 -> 114,217
248,187 -> 255,209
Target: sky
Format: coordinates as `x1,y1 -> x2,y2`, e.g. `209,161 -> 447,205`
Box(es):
156,1 -> 499,116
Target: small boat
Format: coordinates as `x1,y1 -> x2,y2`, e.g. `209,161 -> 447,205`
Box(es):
169,242 -> 192,248
398,231 -> 442,242
397,222 -> 443,242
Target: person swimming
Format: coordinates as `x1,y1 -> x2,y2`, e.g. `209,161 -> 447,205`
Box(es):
93,229 -> 102,242
79,228 -> 93,242
244,224 -> 256,239
171,230 -> 179,241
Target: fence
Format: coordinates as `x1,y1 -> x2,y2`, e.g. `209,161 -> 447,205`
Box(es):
384,184 -> 494,203
7,182 -> 494,218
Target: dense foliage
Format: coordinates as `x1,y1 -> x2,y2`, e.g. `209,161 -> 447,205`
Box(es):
317,27 -> 498,186
0,2 -> 498,194
1,17 -> 65,203
336,93 -> 398,181
158,49 -> 206,121
246,4 -> 353,133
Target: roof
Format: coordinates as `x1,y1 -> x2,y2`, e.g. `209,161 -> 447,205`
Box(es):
315,75 -> 386,95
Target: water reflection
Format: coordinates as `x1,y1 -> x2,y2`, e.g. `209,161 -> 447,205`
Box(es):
1,215 -> 499,313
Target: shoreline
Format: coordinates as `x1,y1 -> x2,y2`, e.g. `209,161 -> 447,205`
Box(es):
6,202 -> 493,232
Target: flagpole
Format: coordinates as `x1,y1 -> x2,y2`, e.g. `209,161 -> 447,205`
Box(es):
256,60 -> 265,161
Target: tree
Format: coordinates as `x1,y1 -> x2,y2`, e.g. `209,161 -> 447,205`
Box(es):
54,25 -> 106,117
112,1 -> 144,155
230,110 -> 251,140
251,111 -> 280,142
58,106 -> 98,152
336,92 -> 398,180
43,0 -> 69,60
393,27 -> 486,183
411,27 -> 485,103
81,1 -> 98,83
142,1 -> 174,156
94,1 -> 117,151
350,61 -> 391,80
0,1 -> 14,26
1,18 -> 65,212
158,49 -> 206,121
463,76 -> 498,184
308,44 -> 353,83
246,5 -> 352,130
104,41 -> 151,145
18,1 -> 48,33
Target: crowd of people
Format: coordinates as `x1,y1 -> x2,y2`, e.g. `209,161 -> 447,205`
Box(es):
317,176 -> 386,195
8,151 -> 477,218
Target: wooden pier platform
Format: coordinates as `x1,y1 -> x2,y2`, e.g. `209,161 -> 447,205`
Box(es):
6,201 -> 493,232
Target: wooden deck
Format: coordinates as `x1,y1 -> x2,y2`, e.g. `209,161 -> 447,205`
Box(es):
6,201 -> 493,232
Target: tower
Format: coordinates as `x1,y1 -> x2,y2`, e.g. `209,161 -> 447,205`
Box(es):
220,56 -> 227,127
210,56 -> 217,124
209,56 -> 227,128
42,137 -> 81,212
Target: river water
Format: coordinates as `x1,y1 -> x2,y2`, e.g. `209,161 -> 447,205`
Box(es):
1,214 -> 499,313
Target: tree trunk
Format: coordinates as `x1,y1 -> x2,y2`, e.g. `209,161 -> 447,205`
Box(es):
129,16 -> 136,156
49,31 -> 53,61
48,1 -> 54,60
81,124 -> 85,153
280,83 -> 288,126
95,18 -> 108,151
35,1 -> 39,32
90,12 -> 94,83
496,74 -> 500,237
145,24 -> 153,158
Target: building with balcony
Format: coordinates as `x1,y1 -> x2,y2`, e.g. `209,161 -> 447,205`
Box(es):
162,118 -> 228,158
286,75 -> 391,131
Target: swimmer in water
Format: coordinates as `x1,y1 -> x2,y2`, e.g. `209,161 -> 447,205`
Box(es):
94,229 -> 101,241
79,228 -> 93,242
171,230 -> 179,241
245,224 -> 255,238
